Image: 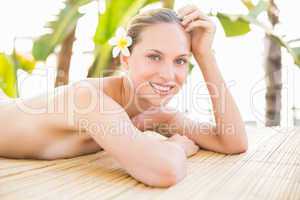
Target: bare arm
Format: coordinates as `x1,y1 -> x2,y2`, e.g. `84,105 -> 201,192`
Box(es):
69,81 -> 187,187
163,4 -> 247,154
163,53 -> 248,154
194,52 -> 248,153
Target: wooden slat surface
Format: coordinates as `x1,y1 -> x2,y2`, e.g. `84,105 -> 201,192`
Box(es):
0,126 -> 299,200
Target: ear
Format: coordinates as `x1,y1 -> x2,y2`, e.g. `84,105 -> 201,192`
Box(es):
120,55 -> 129,71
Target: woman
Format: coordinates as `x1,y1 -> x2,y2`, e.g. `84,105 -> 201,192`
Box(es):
0,5 -> 247,187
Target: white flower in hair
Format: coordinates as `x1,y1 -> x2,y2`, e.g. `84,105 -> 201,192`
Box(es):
108,27 -> 132,58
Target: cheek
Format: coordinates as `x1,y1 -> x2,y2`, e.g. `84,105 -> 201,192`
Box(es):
129,59 -> 156,79
175,67 -> 189,84
128,61 -> 156,90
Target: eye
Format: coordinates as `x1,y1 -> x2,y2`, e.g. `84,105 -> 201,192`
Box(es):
175,58 -> 187,65
147,54 -> 161,61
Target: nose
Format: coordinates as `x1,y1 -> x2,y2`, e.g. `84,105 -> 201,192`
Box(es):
159,64 -> 175,81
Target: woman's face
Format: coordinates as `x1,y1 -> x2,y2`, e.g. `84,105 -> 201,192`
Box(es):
122,22 -> 191,107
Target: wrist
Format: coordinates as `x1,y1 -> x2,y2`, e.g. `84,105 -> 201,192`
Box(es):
194,50 -> 215,66
164,139 -> 187,157
194,48 -> 214,57
164,112 -> 184,136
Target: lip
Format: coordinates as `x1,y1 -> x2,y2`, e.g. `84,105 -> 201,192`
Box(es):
149,81 -> 175,96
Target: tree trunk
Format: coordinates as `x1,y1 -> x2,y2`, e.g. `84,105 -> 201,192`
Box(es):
264,0 -> 282,126
55,27 -> 76,87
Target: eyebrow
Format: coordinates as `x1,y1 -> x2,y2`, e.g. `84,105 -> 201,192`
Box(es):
146,49 -> 190,57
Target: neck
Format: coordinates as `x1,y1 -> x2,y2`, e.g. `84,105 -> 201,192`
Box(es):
120,75 -> 152,118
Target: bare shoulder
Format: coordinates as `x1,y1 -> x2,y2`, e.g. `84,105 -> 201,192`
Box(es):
84,76 -> 124,105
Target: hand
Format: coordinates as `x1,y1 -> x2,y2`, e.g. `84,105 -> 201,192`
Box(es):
166,134 -> 199,157
131,106 -> 180,134
177,4 -> 216,58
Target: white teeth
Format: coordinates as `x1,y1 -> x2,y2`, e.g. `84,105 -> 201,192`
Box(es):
152,84 -> 170,91
150,82 -> 172,93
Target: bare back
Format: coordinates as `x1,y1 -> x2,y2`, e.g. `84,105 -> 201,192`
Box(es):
0,76 -> 125,160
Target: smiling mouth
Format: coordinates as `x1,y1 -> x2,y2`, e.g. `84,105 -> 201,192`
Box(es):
149,81 -> 175,96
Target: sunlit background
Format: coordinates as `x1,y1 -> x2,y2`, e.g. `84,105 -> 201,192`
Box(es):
0,0 -> 299,127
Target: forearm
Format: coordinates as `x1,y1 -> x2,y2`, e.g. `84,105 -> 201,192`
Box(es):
157,53 -> 248,153
85,116 -> 187,187
73,88 -> 186,187
194,52 -> 248,151
125,137 -> 187,187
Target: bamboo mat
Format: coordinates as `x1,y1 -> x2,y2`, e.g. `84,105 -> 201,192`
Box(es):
0,126 -> 299,200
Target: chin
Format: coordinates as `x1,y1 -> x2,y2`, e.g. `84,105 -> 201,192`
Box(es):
136,82 -> 177,107
147,95 -> 173,107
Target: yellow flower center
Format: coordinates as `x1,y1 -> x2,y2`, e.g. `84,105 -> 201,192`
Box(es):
117,37 -> 128,49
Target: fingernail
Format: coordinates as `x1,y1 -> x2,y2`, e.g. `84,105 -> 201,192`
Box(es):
177,15 -> 183,20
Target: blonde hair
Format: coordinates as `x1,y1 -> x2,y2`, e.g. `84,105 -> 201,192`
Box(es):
126,8 -> 182,52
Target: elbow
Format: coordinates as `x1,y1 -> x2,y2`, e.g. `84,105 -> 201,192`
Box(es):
155,146 -> 187,187
158,157 -> 187,187
221,135 -> 248,154
222,143 -> 248,155
225,146 -> 247,155
127,141 -> 187,188
237,136 -> 249,154
219,129 -> 248,155
240,141 -> 248,153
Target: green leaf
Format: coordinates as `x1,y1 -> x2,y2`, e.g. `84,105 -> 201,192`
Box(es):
291,47 -> 300,66
188,62 -> 194,73
90,0 -> 160,77
248,0 -> 268,18
14,53 -> 36,74
94,0 -> 160,45
217,13 -> 251,37
94,0 -> 135,44
32,0 -> 91,60
146,0 -> 161,3
162,0 -> 175,8
269,34 -> 289,48
241,0 -> 255,10
216,2 -> 298,67
0,53 -> 17,98
32,35 -> 53,61
269,34 -> 300,67
288,38 -> 300,44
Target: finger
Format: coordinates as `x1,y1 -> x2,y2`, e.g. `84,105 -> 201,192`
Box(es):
181,10 -> 210,26
131,116 -> 139,125
181,10 -> 200,26
184,20 -> 213,32
170,134 -> 181,139
187,145 -> 198,157
197,9 -> 210,21
131,116 -> 145,130
179,134 -> 191,140
190,144 -> 199,154
182,135 -> 188,139
189,141 -> 198,149
177,4 -> 198,19
193,144 -> 200,152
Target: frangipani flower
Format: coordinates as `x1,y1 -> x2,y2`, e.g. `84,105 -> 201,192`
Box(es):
108,27 -> 132,58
